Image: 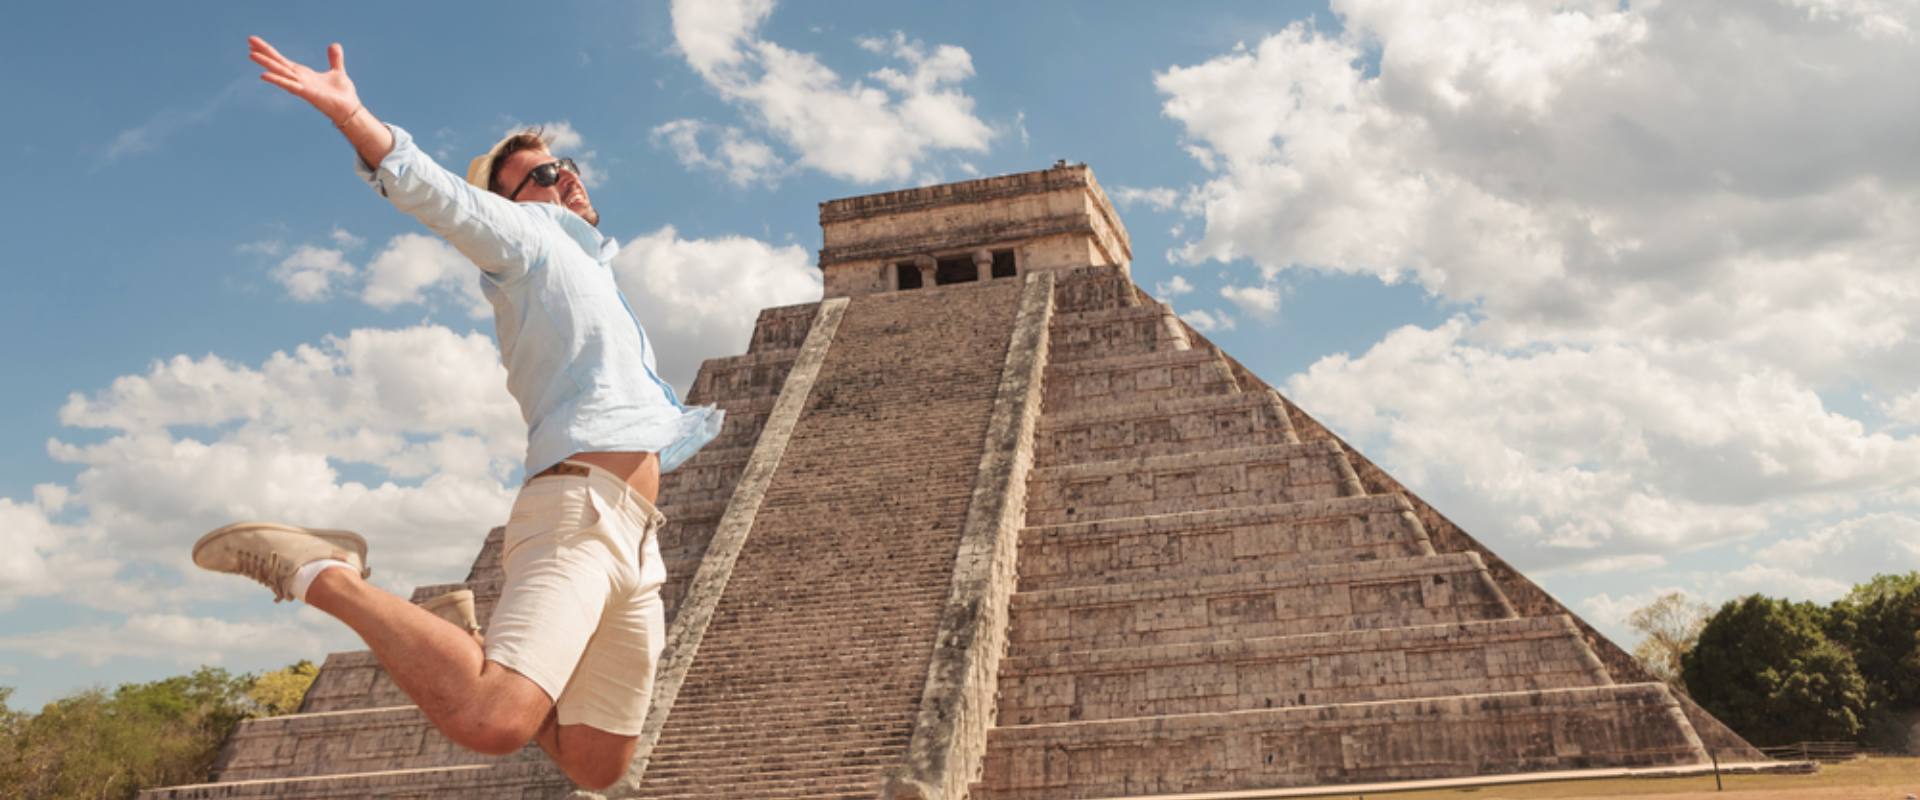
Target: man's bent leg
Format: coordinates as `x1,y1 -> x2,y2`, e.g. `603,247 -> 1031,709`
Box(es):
536,712 -> 639,790
305,569 -> 552,754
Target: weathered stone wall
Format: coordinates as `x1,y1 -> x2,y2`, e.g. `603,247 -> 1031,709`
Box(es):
1016,495 -> 1436,592
142,762 -> 571,799
212,707 -> 530,782
1177,319 -> 1766,762
977,684 -> 1705,800
818,165 -> 1131,297
999,615 -> 1613,724
1008,553 -> 1515,656
1026,441 -> 1359,526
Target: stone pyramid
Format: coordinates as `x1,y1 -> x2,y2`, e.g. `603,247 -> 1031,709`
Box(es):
143,165 -> 1761,800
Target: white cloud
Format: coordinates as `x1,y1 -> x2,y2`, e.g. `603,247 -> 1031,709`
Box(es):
1716,564 -> 1854,604
1154,275 -> 1194,298
27,325 -> 524,610
1751,513 -> 1920,586
651,118 -> 786,187
1535,553 -> 1668,578
361,233 -> 490,319
0,488 -> 118,612
1153,1 -> 1920,576
1112,186 -> 1180,212
612,225 -> 821,393
97,80 -> 247,168
1784,0 -> 1916,38
1220,283 -> 1281,318
668,0 -> 993,183
1180,308 -> 1235,333
1157,1 -> 1920,387
329,227 -> 366,250
272,245 -> 355,302
1285,318 -> 1920,570
0,613 -> 339,668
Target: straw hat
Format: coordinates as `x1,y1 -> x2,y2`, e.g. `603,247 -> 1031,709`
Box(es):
465,132 -> 528,193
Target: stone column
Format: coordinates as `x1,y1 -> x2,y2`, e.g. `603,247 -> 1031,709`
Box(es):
914,254 -> 937,287
972,249 -> 993,282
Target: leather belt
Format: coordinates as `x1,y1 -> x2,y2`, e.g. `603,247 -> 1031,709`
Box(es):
525,461 -> 592,485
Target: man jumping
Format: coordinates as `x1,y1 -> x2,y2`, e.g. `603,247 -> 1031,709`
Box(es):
191,37 -> 720,790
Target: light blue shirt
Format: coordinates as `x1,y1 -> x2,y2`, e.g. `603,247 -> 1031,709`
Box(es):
357,124 -> 722,475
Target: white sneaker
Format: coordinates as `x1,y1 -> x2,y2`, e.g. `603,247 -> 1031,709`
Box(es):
420,589 -> 480,634
193,522 -> 369,602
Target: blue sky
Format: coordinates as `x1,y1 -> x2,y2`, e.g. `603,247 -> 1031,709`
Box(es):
4,0 -> 1919,709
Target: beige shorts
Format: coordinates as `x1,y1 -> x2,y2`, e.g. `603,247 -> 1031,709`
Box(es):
484,461 -> 667,736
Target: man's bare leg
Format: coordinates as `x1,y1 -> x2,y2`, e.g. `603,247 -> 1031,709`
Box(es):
535,712 -> 640,789
304,568 -> 550,755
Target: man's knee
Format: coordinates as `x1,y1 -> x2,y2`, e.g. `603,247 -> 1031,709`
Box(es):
555,728 -> 638,790
439,664 -> 552,755
564,758 -> 626,791
450,715 -> 540,756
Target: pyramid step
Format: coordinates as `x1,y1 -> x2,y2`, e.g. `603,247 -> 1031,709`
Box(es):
658,444 -> 752,506
998,616 -> 1613,725
648,725 -> 910,759
459,527 -> 505,582
653,497 -> 729,524
688,347 -> 800,403
745,301 -> 822,354
975,683 -> 1707,800
1037,390 -> 1298,466
299,651 -> 406,714
1007,553 -> 1515,657
660,685 -> 923,718
1026,442 -> 1362,526
207,705 -> 536,783
1042,347 -> 1236,413
137,761 -> 569,800
1047,304 -> 1178,362
1017,494 -> 1436,593
636,757 -> 901,800
1050,265 -> 1142,313
701,393 -> 779,450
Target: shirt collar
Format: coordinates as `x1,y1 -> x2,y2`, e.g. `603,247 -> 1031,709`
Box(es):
528,202 -> 617,265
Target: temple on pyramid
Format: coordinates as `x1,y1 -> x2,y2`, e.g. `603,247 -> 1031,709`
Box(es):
143,165 -> 1765,800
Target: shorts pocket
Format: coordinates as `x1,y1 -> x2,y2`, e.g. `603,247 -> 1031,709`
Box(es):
502,481 -> 602,566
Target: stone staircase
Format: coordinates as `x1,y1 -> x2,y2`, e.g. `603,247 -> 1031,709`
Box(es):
629,279 -> 1030,799
968,267 -> 1710,799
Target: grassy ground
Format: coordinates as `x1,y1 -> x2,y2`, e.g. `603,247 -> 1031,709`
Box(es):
1375,757 -> 1920,800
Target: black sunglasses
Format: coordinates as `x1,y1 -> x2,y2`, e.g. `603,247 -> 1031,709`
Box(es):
507,158 -> 580,200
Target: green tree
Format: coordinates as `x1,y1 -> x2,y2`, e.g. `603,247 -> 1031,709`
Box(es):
0,667 -> 254,800
246,660 -> 318,717
1682,594 -> 1868,746
1829,572 -> 1920,750
1628,591 -> 1710,689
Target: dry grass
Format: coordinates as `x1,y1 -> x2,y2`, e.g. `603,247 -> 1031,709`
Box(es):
1372,757 -> 1920,800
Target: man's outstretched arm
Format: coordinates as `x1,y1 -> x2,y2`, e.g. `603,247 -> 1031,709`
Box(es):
249,36 -> 393,168
247,36 -> 546,279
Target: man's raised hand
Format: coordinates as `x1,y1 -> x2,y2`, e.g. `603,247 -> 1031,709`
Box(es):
249,36 -> 361,125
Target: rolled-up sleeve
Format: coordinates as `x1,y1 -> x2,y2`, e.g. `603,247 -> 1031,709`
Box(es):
356,125 -> 544,282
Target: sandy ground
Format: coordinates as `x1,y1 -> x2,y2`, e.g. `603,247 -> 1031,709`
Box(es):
1382,757 -> 1919,800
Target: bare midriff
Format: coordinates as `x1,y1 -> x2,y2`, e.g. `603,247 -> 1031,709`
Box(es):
568,451 -> 661,504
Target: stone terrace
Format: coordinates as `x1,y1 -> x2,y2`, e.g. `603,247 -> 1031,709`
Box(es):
966,266 -> 1712,800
